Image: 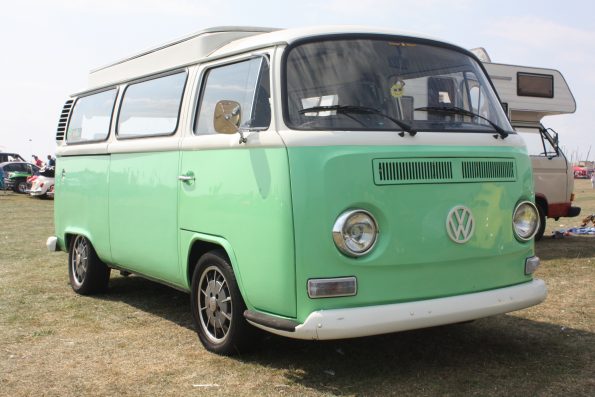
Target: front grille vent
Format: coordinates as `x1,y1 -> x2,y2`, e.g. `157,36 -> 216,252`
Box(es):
376,160 -> 453,183
56,99 -> 74,142
461,160 -> 515,180
373,158 -> 516,185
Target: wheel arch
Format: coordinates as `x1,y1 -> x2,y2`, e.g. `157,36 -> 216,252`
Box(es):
184,233 -> 251,308
63,228 -> 101,256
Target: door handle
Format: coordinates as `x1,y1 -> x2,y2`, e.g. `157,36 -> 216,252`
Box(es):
178,172 -> 195,183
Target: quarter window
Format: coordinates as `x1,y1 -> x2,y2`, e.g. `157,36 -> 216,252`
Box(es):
118,71 -> 187,138
195,57 -> 270,135
67,89 -> 117,143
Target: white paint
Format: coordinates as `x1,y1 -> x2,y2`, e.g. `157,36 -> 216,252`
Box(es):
248,279 -> 547,340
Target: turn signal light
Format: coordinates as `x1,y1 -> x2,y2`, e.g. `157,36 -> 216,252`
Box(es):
307,277 -> 357,298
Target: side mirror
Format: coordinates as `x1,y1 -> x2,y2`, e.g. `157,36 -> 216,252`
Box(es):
213,100 -> 241,134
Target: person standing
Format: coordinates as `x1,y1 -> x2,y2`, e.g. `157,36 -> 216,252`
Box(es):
591,171 -> 595,189
47,155 -> 55,168
32,155 -> 42,167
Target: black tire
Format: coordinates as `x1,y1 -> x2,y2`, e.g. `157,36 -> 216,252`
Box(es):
191,250 -> 254,355
535,203 -> 546,241
68,235 -> 110,295
15,180 -> 27,193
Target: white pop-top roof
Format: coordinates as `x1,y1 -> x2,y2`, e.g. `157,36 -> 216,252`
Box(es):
86,25 -> 446,91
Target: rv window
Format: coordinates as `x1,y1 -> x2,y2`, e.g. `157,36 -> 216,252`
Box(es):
117,71 -> 187,138
66,89 -> 117,144
195,57 -> 270,135
517,72 -> 554,98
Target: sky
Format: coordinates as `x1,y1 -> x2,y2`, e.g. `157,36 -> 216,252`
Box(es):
1,0 -> 593,163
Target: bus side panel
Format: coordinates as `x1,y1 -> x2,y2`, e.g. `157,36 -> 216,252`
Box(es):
108,151 -> 183,287
54,155 -> 111,262
178,148 -> 296,318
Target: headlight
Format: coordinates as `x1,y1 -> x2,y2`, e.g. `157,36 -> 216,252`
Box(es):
332,209 -> 378,257
513,201 -> 539,241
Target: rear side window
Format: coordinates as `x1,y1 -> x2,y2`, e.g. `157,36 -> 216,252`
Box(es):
67,89 -> 117,143
117,71 -> 187,138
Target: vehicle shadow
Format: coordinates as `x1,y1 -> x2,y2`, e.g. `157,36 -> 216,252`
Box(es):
96,275 -> 593,396
240,316 -> 594,396
97,275 -> 195,331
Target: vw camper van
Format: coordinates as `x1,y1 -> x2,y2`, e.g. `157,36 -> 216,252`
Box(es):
48,26 -> 546,355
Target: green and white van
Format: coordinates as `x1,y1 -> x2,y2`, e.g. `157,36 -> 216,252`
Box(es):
48,26 -> 546,355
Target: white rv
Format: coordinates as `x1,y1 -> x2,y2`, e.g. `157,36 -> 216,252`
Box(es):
482,57 -> 580,240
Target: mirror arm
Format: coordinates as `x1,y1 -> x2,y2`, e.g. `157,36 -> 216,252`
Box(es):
238,130 -> 248,144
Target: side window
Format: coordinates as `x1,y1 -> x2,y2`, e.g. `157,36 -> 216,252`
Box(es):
67,89 -> 117,143
117,71 -> 187,138
518,128 -> 558,157
195,57 -> 270,135
517,72 -> 554,98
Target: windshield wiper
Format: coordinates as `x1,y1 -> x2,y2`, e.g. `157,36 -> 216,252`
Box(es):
414,106 -> 509,139
299,105 -> 417,136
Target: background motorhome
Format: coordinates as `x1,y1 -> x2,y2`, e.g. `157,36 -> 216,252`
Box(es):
481,54 -> 581,240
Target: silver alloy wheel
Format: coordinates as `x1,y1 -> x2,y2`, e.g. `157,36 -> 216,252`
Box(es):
197,265 -> 233,344
71,236 -> 89,287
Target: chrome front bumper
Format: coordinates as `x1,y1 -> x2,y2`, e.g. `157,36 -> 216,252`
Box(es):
247,279 -> 547,340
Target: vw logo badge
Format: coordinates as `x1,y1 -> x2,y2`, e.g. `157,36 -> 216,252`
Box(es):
446,206 -> 475,244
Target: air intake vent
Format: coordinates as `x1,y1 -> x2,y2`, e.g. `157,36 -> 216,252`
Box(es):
56,99 -> 74,142
374,159 -> 454,185
373,158 -> 516,185
461,160 -> 515,181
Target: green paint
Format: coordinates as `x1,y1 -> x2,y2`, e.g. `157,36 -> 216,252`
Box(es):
54,155 -> 111,260
54,143 -> 536,326
286,145 -> 535,322
179,148 -> 296,317
108,151 -> 182,286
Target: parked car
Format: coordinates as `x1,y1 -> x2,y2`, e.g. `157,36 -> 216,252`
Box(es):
573,166 -> 589,179
0,152 -> 25,163
29,167 -> 55,198
0,162 -> 40,193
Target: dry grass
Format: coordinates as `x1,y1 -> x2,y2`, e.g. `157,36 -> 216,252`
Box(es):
0,181 -> 593,396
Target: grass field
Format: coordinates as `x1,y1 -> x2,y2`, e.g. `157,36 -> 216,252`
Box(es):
0,180 -> 593,396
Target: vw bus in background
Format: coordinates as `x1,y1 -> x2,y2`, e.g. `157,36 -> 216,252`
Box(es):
477,49 -> 581,240
48,26 -> 546,355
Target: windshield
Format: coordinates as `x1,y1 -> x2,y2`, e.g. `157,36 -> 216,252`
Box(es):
284,37 -> 512,133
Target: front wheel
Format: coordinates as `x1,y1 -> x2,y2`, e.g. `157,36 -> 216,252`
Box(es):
535,204 -> 546,241
191,250 -> 254,355
68,235 -> 110,294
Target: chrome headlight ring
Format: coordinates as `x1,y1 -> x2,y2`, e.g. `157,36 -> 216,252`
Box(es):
513,201 -> 539,241
332,209 -> 379,257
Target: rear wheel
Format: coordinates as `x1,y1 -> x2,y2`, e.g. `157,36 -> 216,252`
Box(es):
535,204 -> 546,241
68,235 -> 110,294
15,180 -> 27,193
191,250 -> 254,355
